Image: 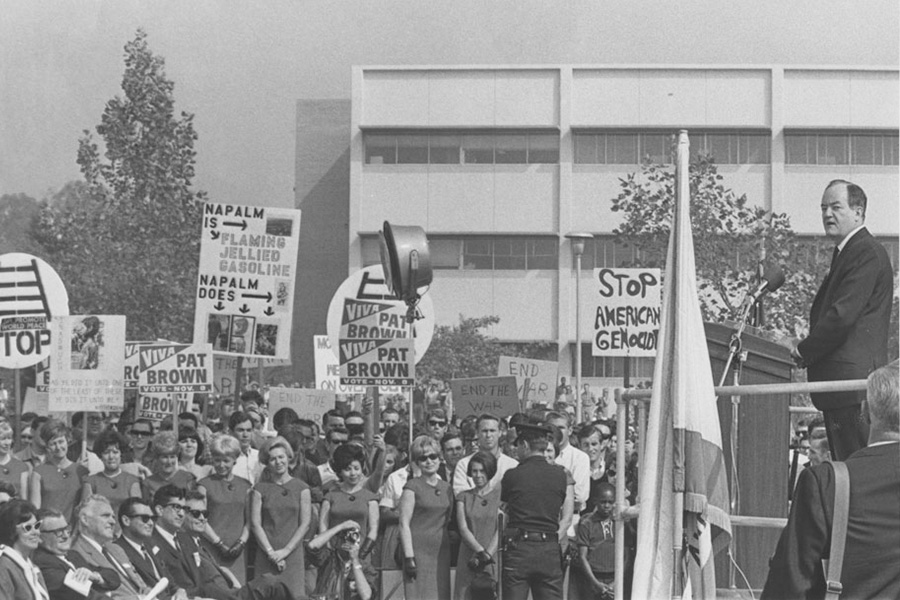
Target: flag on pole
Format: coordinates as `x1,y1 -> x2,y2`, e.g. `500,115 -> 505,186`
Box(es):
631,130 -> 732,599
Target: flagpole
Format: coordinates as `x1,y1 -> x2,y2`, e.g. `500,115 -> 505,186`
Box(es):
614,387 -> 626,600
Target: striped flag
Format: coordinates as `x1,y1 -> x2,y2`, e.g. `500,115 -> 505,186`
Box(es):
631,131 -> 732,599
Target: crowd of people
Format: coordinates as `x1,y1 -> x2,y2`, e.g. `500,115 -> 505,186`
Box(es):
0,389 -> 639,600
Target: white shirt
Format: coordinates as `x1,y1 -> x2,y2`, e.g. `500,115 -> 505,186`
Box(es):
233,448 -> 260,483
378,464 -> 430,508
452,451 -> 518,496
555,443 -> 591,511
837,224 -> 866,253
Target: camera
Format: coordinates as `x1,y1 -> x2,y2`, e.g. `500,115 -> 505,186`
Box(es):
340,528 -> 361,545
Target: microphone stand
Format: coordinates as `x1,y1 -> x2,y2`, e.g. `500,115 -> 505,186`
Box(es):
720,292 -> 756,591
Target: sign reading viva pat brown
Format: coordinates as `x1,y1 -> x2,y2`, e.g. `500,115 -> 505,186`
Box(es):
49,315 -> 126,412
451,376 -> 519,420
194,202 -> 301,359
592,268 -> 662,357
138,343 -> 213,394
326,266 -> 435,388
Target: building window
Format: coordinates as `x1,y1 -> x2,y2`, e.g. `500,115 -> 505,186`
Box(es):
360,235 -> 559,271
364,132 -> 559,165
785,132 -> 899,165
574,131 -> 770,165
794,236 -> 899,271
577,344 -> 655,379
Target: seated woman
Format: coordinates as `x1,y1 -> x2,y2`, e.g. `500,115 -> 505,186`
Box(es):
0,499 -> 50,600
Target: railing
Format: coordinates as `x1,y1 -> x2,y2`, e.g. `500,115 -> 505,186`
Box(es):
612,378 -> 868,600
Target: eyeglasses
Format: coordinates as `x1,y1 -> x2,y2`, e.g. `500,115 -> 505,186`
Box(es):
41,526 -> 71,539
131,430 -> 153,437
21,435 -> 33,441
428,421 -> 447,427
128,514 -> 156,523
187,509 -> 209,519
417,453 -> 441,463
165,503 -> 186,513
17,520 -> 43,533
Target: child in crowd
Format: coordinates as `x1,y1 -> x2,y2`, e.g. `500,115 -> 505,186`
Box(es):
573,482 -> 634,600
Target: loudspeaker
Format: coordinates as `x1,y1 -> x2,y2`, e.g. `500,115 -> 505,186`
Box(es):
379,221 -> 432,302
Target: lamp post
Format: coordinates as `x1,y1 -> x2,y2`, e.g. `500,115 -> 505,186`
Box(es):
566,232 -> 593,424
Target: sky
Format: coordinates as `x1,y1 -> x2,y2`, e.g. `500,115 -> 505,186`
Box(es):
1,0 -> 897,208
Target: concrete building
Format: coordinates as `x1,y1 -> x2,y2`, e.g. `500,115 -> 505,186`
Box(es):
293,65 -> 899,386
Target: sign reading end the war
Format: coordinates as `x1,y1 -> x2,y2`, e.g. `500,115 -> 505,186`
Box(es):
194,202 -> 301,360
0,253 -> 70,369
451,375 -> 519,420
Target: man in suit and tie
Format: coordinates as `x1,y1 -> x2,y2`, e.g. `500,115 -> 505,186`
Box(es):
33,508 -> 119,600
790,180 -> 894,460
762,360 -> 900,599
114,497 -> 193,600
149,484 -> 291,600
69,495 -> 149,599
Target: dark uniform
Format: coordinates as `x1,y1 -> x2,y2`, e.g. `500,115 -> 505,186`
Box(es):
500,424 -> 568,600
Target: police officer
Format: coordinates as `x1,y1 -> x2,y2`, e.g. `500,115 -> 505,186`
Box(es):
500,422 -> 574,600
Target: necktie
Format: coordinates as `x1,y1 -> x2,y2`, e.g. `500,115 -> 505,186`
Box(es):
830,246 -> 839,272
142,546 -> 161,579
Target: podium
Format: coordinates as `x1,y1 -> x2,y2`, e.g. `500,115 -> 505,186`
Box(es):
704,322 -> 794,590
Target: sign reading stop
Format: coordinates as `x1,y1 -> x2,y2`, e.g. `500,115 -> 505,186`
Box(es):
0,253 -> 69,368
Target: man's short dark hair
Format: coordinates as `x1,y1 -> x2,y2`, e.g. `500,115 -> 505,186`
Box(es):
178,412 -> 199,428
440,432 -> 462,450
327,426 -> 349,444
826,179 -> 867,216
153,484 -> 186,510
475,414 -> 500,429
272,407 -> 300,431
118,497 -> 152,525
381,408 -> 400,419
229,411 -> 253,431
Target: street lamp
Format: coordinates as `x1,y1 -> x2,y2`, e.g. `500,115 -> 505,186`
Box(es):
566,232 -> 593,424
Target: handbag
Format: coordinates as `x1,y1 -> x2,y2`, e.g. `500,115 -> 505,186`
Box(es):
822,461 -> 850,600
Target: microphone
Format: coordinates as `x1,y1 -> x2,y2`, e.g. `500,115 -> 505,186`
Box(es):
747,266 -> 785,305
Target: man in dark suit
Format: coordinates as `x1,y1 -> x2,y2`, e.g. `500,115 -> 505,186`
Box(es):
762,360 -> 900,599
34,508 -> 120,600
149,484 -> 292,600
791,179 -> 894,460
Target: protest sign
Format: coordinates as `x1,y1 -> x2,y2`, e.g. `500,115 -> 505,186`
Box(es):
592,268 -> 662,357
450,375 -> 519,420
497,356 -> 559,405
314,335 -> 366,394
48,315 -> 126,413
138,343 -> 213,394
267,386 -> 335,427
213,354 -> 292,397
339,336 -> 415,387
22,387 -> 49,415
0,253 -> 70,369
136,392 -> 195,422
35,357 -> 50,393
124,341 -> 159,390
193,202 -> 301,359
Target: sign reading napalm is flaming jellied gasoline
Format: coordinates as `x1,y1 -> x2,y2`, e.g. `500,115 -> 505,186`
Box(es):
193,202 -> 301,359
326,266 -> 435,387
592,268 -> 662,357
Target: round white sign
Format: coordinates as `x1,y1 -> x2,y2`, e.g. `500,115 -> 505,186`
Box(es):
326,265 -> 435,363
0,253 -> 70,368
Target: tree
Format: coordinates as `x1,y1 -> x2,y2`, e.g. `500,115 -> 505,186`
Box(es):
610,154 -> 820,339
32,30 -> 204,341
0,193 -> 40,255
415,315 -> 556,384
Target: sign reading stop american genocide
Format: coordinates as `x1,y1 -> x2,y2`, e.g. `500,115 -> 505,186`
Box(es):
592,268 -> 662,357
0,253 -> 70,369
193,202 -> 301,360
49,315 -> 126,413
138,342 -> 213,394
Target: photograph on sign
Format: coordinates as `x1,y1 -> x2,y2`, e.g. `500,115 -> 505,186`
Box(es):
193,202 -> 301,359
497,356 -> 559,406
0,253 -> 70,369
49,315 -> 126,413
267,386 -> 336,429
339,337 -> 415,387
450,375 -> 519,420
592,268 -> 662,357
138,343 -> 213,394
326,265 -> 434,363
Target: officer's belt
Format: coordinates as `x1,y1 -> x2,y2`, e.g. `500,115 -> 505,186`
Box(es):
510,529 -> 555,542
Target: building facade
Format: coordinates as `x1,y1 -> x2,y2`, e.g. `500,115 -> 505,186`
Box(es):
293,65 -> 899,385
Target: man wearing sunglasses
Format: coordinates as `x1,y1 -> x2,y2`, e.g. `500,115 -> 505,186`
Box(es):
34,507 -> 119,600
70,495 -> 149,599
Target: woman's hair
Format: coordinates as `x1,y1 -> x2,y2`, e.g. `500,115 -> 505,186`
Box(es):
92,429 -> 127,456
208,434 -> 242,459
466,450 -> 498,480
409,434 -> 441,463
39,419 -> 69,445
178,428 -> 205,461
150,431 -> 179,458
0,422 -> 12,439
0,499 -> 38,546
259,436 -> 294,466
331,443 -> 367,479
